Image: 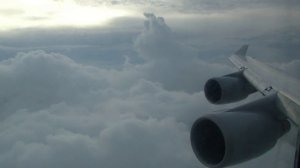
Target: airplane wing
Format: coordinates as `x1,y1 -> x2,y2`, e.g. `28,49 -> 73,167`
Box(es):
229,45 -> 273,95
229,45 -> 300,125
190,45 -> 300,168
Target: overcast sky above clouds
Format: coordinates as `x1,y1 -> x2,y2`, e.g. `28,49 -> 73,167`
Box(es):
0,0 -> 299,168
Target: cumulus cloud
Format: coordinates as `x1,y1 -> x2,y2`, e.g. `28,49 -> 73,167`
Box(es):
0,14 -> 222,168
133,13 -> 233,92
0,50 -> 109,115
0,49 -> 207,167
0,13 -> 296,168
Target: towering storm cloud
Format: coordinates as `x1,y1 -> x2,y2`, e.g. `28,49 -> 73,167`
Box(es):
133,13 -> 232,92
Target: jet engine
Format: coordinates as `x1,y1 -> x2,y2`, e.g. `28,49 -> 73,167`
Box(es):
204,72 -> 256,104
190,95 -> 290,168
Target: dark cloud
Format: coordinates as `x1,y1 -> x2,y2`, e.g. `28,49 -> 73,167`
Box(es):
180,0 -> 300,12
164,7 -> 300,63
76,0 -> 300,13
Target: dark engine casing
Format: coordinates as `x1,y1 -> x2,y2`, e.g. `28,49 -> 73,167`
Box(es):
204,72 -> 256,104
190,96 -> 290,168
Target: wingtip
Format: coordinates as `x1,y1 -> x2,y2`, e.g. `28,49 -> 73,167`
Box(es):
235,45 -> 249,57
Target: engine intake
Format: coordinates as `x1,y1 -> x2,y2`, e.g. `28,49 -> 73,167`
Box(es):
204,72 -> 256,104
190,112 -> 290,168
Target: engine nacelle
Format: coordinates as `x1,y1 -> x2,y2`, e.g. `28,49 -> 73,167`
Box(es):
204,72 -> 256,104
190,112 -> 290,168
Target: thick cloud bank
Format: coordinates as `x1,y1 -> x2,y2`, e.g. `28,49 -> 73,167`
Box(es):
0,14 -> 298,168
0,50 -> 205,168
0,14 -> 221,168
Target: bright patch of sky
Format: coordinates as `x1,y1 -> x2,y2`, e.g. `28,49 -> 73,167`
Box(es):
0,0 -> 135,30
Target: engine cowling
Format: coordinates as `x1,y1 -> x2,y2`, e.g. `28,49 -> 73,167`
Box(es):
190,112 -> 290,168
190,95 -> 291,168
204,72 -> 256,104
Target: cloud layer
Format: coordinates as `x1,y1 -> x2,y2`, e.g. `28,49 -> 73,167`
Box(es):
0,14 -> 219,168
0,13 -> 298,168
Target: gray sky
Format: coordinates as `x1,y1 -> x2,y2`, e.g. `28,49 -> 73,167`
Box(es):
0,0 -> 299,168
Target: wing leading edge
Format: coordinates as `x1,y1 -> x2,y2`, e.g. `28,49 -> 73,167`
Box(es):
229,45 -> 300,126
229,45 -> 273,96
